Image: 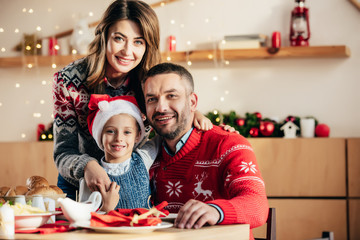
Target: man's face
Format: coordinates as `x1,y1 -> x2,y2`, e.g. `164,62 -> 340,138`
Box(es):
144,73 -> 197,140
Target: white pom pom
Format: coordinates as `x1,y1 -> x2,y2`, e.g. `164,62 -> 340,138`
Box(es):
98,101 -> 110,112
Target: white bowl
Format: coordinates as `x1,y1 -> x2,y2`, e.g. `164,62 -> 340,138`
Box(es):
15,212 -> 60,229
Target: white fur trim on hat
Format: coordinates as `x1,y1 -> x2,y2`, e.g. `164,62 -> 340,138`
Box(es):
91,99 -> 145,150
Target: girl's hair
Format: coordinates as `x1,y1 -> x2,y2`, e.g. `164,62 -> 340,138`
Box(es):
86,0 -> 160,112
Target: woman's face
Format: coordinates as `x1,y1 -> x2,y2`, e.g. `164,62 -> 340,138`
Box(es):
106,20 -> 146,79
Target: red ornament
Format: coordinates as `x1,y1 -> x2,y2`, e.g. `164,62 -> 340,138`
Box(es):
260,121 -> 275,137
37,124 -> 45,140
254,112 -> 262,120
235,118 -> 245,127
167,35 -> 176,52
315,123 -> 330,137
249,127 -> 259,137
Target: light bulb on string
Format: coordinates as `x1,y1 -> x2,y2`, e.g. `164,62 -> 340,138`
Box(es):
21,134 -> 26,139
22,8 -> 27,13
225,90 -> 229,95
89,12 -> 93,17
0,28 -> 4,32
213,76 -> 218,81
14,28 -> 19,33
1,48 -> 5,52
41,80 -> 47,85
33,113 -> 41,118
187,61 -> 192,66
40,100 -> 45,104
27,63 -> 33,69
28,9 -> 34,14
15,83 -> 20,88
220,97 -> 225,102
36,26 -> 41,31
52,63 -> 57,68
166,56 -> 171,61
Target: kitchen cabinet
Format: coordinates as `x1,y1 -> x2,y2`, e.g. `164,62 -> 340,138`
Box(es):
0,138 -> 358,240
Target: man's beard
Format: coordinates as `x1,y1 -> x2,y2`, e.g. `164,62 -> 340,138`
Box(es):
151,108 -> 189,140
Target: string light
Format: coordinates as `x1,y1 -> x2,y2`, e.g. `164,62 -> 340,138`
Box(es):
40,100 -> 45,104
21,134 -> 26,139
208,54 -> 213,60
22,8 -> 27,13
0,28 -> 4,32
33,113 -> 41,118
48,8 -> 52,12
41,80 -> 47,85
54,45 -> 60,50
28,9 -> 34,13
225,60 -> 230,65
72,49 -> 77,54
52,63 -> 57,68
213,110 -> 218,115
187,61 -> 192,66
25,45 -> 31,51
0,102 -> 2,107
14,28 -> 19,33
15,83 -> 20,88
27,63 -> 33,68
166,56 -> 171,61
189,2 -> 195,6
161,2 -> 165,7
213,76 -> 218,81
1,48 -> 5,52
36,26 -> 41,31
220,97 -> 225,102
89,12 -> 94,17
225,90 -> 229,95
170,20 -> 175,24
36,44 -> 41,49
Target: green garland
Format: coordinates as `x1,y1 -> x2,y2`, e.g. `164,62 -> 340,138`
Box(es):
206,110 -> 318,138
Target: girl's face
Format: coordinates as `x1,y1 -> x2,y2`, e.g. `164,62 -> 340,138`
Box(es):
102,114 -> 140,163
105,19 -> 146,80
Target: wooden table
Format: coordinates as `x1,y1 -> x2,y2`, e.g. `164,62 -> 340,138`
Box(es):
14,224 -> 249,240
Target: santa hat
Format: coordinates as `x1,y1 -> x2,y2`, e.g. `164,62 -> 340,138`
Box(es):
87,94 -> 145,150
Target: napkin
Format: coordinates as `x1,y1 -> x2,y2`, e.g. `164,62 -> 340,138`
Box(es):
90,201 -> 169,227
15,221 -> 73,234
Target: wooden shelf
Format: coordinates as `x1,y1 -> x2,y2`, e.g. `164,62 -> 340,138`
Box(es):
0,45 -> 350,68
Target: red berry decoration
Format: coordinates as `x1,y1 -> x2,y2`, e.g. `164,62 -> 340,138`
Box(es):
249,127 -> 259,137
259,121 -> 275,137
254,112 -> 262,120
315,123 -> 330,137
235,118 -> 245,127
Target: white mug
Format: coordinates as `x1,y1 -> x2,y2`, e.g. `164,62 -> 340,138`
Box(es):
300,118 -> 315,138
31,195 -> 46,211
14,195 -> 26,205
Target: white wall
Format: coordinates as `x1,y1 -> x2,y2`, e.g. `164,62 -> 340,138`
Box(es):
0,0 -> 359,141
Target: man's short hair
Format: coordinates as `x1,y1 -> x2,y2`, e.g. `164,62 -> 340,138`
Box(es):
143,63 -> 194,93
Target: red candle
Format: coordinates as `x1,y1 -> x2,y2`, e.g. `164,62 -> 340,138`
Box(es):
49,37 -> 58,55
167,35 -> 176,52
271,32 -> 281,48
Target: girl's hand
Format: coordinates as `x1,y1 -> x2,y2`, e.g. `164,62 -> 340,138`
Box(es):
194,110 -> 213,131
219,124 -> 240,134
98,182 -> 120,213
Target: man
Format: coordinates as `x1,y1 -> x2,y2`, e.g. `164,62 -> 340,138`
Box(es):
142,63 -> 268,239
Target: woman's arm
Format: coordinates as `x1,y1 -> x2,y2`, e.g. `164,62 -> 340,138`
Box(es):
53,71 -> 110,190
194,110 -> 213,130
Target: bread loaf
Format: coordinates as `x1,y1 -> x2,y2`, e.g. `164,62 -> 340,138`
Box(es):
50,185 -> 64,194
25,186 -> 58,196
26,176 -> 49,190
15,185 -> 28,195
5,188 -> 16,197
0,186 -> 10,196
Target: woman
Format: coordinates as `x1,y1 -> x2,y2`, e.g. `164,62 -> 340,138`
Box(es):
53,0 -> 161,200
53,0 -> 212,200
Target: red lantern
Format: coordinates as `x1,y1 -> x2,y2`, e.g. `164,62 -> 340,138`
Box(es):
249,127 -> 259,137
260,121 -> 275,137
290,0 -> 310,46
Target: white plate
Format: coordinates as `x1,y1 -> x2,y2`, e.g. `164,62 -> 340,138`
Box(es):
77,221 -> 173,233
160,213 -> 178,222
15,211 -> 62,230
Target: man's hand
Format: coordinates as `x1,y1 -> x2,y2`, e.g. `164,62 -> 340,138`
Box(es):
175,199 -> 220,229
98,182 -> 120,213
84,160 -> 111,192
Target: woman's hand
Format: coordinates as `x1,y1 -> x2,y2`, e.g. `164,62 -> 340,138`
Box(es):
219,124 -> 239,134
194,110 -> 213,131
84,160 -> 111,192
98,182 -> 120,213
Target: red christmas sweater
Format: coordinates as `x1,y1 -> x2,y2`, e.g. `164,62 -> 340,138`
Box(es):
150,126 -> 268,239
